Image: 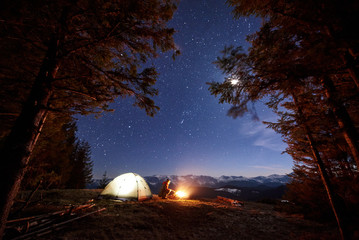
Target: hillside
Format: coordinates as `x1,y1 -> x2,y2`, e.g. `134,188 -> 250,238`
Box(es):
188,185 -> 287,201
88,174 -> 290,201
5,189 -> 340,240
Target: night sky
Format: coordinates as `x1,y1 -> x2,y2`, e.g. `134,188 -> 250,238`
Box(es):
76,0 -> 293,179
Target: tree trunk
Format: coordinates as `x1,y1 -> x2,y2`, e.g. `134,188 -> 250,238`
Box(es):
305,127 -> 349,240
292,93 -> 349,240
0,38 -> 59,238
343,51 -> 359,89
322,76 -> 359,168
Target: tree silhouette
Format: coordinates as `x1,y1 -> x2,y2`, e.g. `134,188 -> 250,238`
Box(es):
0,0 -> 179,236
22,114 -> 76,190
209,1 -> 359,239
98,171 -> 110,189
66,140 -> 93,189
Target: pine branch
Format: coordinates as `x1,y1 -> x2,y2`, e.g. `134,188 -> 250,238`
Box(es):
54,86 -> 97,100
78,56 -> 136,96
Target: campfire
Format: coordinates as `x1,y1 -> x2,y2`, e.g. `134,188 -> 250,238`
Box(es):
175,190 -> 187,198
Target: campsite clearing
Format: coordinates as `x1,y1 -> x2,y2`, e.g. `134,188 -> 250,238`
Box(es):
6,189 -> 340,240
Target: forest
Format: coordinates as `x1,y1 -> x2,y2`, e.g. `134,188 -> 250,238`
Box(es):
1,0 -> 359,239
208,0 -> 359,239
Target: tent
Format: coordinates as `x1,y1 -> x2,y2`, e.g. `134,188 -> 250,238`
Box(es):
99,173 -> 152,201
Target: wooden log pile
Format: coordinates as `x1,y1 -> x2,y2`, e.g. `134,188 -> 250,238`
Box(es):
5,200 -> 106,240
216,196 -> 244,207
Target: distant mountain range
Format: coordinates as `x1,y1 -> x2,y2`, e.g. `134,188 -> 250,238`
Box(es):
144,174 -> 291,190
88,174 -> 291,201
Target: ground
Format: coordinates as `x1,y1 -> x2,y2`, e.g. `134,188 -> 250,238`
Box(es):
7,189 -> 340,240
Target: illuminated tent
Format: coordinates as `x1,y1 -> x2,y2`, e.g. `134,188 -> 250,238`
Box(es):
99,173 -> 152,201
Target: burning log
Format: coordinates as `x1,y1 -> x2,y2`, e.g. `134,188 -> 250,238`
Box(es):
216,196 -> 243,207
174,191 -> 187,198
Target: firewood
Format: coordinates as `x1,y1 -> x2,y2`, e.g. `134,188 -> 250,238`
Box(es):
216,196 -> 244,206
12,208 -> 106,240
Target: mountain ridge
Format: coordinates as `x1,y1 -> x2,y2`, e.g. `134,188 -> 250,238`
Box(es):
144,174 -> 291,189
88,173 -> 291,190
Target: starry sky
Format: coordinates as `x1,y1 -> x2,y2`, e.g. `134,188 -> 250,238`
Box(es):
76,0 -> 293,179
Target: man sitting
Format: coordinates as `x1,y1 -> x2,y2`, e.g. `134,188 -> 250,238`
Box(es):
158,179 -> 175,199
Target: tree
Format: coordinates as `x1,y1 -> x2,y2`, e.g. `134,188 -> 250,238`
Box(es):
0,0 -> 179,236
270,88 -> 359,224
66,140 -> 93,189
22,114 -> 76,190
209,1 -> 359,239
22,116 -> 94,190
226,0 -> 359,166
98,171 -> 110,189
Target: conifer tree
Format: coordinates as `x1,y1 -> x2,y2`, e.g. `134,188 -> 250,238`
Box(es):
209,1 -> 359,238
98,171 -> 110,189
22,116 -> 94,190
66,140 -> 93,189
0,0 -> 179,236
226,0 -> 359,166
22,114 -> 76,189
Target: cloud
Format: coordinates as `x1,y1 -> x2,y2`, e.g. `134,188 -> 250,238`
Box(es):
250,165 -> 289,172
240,120 -> 286,152
253,136 -> 287,152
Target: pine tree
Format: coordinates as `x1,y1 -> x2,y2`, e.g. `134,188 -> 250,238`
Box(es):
209,1 -> 359,238
226,0 -> 359,166
0,0 -> 179,236
22,114 -> 76,190
66,140 -> 93,189
98,171 -> 110,189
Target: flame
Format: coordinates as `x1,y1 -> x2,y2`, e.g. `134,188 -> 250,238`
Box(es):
175,190 -> 187,198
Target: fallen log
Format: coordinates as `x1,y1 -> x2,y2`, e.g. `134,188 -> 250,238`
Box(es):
6,203 -> 100,239
12,208 -> 106,240
8,203 -> 95,225
65,204 -> 95,215
8,209 -> 67,224
216,196 -> 244,207
6,216 -> 36,224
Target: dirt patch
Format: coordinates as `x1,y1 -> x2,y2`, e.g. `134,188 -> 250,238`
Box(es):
8,191 -> 339,240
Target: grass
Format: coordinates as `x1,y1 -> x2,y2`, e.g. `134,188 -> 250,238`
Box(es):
8,189 -> 341,240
